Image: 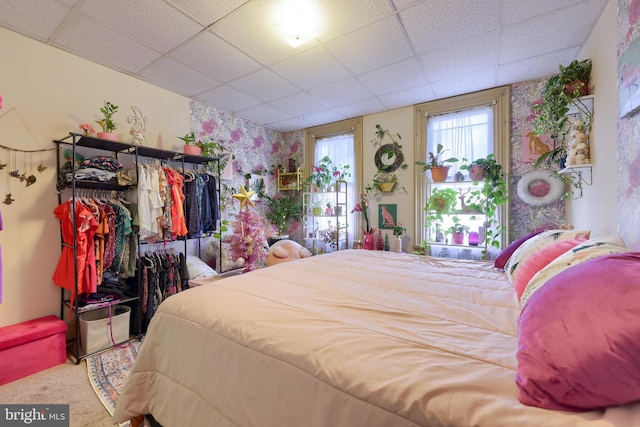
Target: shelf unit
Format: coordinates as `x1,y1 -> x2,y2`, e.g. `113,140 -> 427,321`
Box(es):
277,167 -> 304,191
302,180 -> 348,254
425,180 -> 493,260
54,132 -> 220,363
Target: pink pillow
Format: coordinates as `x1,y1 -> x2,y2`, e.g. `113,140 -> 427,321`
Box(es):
513,237 -> 586,299
516,252 -> 640,411
494,230 -> 543,270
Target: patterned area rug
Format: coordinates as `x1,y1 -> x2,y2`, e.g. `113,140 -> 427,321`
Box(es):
86,341 -> 142,420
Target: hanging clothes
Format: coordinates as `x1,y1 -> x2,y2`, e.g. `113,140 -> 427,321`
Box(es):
52,200 -> 99,304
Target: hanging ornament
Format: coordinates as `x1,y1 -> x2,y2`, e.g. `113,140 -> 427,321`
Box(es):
4,150 -> 13,205
232,185 -> 256,210
3,194 -> 14,205
25,174 -> 36,186
37,151 -> 47,172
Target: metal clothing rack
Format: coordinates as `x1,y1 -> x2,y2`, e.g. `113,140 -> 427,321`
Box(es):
54,132 -> 221,363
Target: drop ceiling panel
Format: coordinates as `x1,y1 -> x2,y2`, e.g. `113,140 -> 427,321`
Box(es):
237,103 -> 292,125
198,85 -> 261,112
0,0 -> 71,42
167,0 -> 250,27
170,31 -> 261,82
270,46 -> 352,90
325,16 -> 413,75
211,0 -> 319,66
315,0 -> 394,42
499,3 -> 600,64
308,78 -> 373,108
378,85 -> 436,110
139,57 -> 221,97
501,0 -> 588,26
496,48 -> 579,87
269,92 -> 330,116
53,13 -> 162,74
268,116 -> 312,133
335,98 -> 387,119
358,58 -> 426,96
401,0 -> 500,55
301,109 -> 348,128
78,0 -> 202,53
430,68 -> 498,100
419,31 -> 499,83
228,69 -> 300,102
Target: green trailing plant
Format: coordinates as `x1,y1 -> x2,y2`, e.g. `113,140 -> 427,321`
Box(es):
264,192 -> 303,235
450,223 -> 469,234
96,101 -> 118,133
424,187 -> 459,237
459,154 -> 508,258
532,59 -> 593,169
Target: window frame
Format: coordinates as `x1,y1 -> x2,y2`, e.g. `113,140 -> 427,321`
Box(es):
413,86 -> 511,250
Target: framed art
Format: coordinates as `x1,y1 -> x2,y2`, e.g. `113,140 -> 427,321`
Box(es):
618,36 -> 640,118
378,204 -> 397,230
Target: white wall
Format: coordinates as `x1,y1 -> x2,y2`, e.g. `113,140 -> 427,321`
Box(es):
569,0 -> 619,236
362,107 -> 415,249
0,27 -> 191,327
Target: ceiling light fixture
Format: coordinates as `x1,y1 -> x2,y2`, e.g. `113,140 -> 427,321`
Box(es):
273,0 -> 321,48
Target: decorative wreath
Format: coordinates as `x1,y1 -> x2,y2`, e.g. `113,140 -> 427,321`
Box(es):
374,144 -> 404,173
516,169 -> 564,206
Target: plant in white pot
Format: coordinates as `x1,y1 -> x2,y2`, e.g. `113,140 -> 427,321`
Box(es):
95,101 -> 119,141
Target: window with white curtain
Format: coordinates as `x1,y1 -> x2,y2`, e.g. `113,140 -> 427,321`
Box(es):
306,118 -> 363,249
414,87 -> 510,257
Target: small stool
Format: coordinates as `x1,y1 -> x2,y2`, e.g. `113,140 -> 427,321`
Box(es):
0,315 -> 68,385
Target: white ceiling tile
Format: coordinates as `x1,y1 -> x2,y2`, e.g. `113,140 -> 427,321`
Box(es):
79,0 -> 202,53
270,46 -> 352,90
315,0 -> 394,41
358,58 -> 426,96
198,85 -> 261,112
211,0 -> 320,66
228,69 -> 300,102
0,0 -> 71,41
53,13 -> 161,73
270,92 -> 330,116
335,98 -> 387,119
267,117 -> 312,133
430,68 -> 498,100
237,104 -> 292,125
496,48 -> 580,85
420,31 -> 499,82
297,109 -> 348,128
308,78 -> 373,107
325,16 -> 413,75
139,57 -> 221,97
501,0 -> 596,26
171,31 -> 261,82
167,0 -> 249,26
401,0 -> 500,54
500,1 -> 603,63
378,85 -> 436,110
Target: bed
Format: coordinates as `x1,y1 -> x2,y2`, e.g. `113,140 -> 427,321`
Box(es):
113,246 -> 640,427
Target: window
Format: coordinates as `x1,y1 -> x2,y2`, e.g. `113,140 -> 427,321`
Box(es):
305,118 -> 363,249
414,87 -> 510,257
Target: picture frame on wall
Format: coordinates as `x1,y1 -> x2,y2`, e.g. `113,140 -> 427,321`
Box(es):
378,204 -> 397,230
618,36 -> 640,118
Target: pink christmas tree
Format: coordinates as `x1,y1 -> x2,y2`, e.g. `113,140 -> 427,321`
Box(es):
229,187 -> 268,272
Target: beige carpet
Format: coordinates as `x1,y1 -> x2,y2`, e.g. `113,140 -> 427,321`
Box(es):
0,354 -> 117,427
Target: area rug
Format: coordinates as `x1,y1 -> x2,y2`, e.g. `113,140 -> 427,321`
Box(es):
86,341 -> 142,419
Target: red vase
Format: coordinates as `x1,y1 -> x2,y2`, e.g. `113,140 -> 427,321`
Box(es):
363,229 -> 376,250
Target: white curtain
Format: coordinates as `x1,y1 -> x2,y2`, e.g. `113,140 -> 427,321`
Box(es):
427,105 -> 493,176
315,133 -> 355,248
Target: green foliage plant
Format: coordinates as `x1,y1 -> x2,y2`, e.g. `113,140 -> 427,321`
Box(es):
96,101 -> 119,133
264,192 -> 302,235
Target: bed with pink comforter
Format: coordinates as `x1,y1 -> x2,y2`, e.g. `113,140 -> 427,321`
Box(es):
113,249 -> 640,427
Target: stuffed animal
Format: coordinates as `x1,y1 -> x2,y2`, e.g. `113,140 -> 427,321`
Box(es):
266,239 -> 312,266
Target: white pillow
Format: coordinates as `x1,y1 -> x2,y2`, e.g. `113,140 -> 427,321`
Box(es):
186,255 -> 218,279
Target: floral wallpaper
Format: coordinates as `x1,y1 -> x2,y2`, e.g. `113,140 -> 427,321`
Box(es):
509,82 -> 566,240
618,0 -> 640,249
189,99 -> 304,232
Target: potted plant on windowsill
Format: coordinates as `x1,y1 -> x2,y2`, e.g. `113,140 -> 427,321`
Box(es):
306,156 -> 335,191
95,101 -> 119,141
415,143 -> 458,182
450,223 -> 469,245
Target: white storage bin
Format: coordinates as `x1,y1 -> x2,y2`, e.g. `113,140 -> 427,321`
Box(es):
80,305 -> 130,354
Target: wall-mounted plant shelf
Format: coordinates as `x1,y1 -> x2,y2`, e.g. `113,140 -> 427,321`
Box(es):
559,164 -> 592,185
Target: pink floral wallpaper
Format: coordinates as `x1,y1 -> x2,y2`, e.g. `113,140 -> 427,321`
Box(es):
618,0 -> 640,249
189,100 -> 304,234
509,82 -> 566,240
